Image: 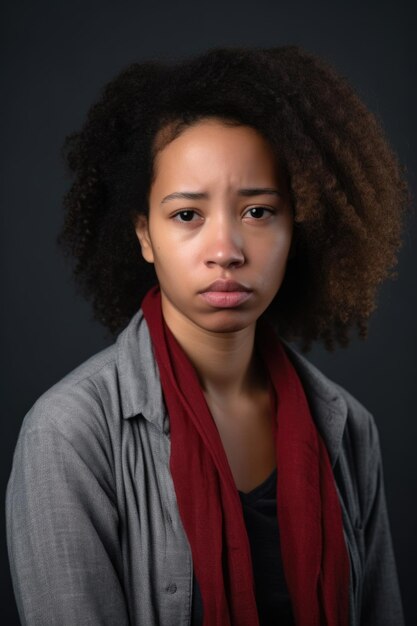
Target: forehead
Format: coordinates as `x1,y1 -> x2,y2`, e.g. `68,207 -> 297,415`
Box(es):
151,118 -> 280,183
153,117 -> 268,151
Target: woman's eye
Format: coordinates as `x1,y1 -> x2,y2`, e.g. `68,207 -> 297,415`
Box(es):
244,206 -> 274,219
172,210 -> 199,222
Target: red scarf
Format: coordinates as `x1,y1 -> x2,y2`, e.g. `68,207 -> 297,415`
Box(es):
141,285 -> 350,625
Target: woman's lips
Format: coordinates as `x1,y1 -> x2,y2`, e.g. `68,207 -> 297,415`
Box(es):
199,291 -> 252,308
199,279 -> 252,308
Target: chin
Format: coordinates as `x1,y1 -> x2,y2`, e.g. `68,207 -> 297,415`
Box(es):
198,310 -> 257,334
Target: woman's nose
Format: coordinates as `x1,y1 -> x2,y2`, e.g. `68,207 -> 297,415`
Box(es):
203,219 -> 245,269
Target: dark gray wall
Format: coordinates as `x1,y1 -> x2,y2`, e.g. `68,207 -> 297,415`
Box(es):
2,1 -> 416,624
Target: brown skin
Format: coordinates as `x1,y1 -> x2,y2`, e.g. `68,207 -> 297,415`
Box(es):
135,118 -> 293,490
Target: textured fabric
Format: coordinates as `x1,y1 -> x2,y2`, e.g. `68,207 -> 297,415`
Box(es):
5,307 -> 405,625
238,467 -> 294,626
191,467 -> 295,626
141,285 -> 350,626
258,320 -> 351,626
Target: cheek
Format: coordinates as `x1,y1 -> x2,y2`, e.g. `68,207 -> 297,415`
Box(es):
259,229 -> 292,263
151,239 -> 195,279
157,232 -> 202,261
256,232 -> 292,285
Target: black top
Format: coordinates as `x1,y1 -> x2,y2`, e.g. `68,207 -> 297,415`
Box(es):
191,467 -> 295,625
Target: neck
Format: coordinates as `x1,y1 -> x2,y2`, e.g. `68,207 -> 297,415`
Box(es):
161,301 -> 265,402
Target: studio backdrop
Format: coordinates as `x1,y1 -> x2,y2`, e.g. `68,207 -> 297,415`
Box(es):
1,1 -> 415,625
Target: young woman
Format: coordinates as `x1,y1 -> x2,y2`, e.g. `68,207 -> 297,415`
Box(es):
6,45 -> 408,626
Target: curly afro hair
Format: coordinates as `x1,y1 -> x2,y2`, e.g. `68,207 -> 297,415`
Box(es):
57,45 -> 410,352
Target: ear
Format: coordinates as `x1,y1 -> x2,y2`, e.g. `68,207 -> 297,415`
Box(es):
134,214 -> 155,264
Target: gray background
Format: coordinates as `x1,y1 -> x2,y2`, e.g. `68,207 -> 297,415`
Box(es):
1,0 -> 416,624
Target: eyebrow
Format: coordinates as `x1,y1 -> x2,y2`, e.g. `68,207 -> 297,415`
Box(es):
160,188 -> 283,204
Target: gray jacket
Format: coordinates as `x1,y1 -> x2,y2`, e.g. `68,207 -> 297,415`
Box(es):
5,308 -> 404,625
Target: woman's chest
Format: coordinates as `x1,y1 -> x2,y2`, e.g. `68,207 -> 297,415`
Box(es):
205,389 -> 277,493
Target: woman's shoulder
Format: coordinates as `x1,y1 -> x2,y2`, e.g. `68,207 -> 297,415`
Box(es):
281,339 -> 380,459
281,340 -> 386,531
18,342 -> 119,445
16,307 -> 155,447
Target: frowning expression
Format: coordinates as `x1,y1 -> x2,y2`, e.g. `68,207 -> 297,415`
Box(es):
135,118 -> 294,335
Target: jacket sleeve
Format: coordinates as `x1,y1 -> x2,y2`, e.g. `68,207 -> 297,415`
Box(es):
360,415 -> 404,626
5,418 -> 130,626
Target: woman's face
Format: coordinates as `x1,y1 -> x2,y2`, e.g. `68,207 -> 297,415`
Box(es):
135,118 -> 294,335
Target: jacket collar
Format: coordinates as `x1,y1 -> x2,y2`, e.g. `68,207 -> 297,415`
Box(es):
280,340 -> 348,468
116,309 -> 348,466
116,308 -> 169,433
